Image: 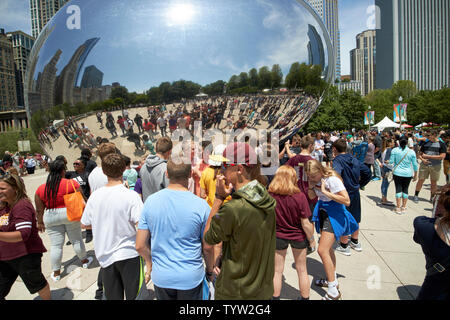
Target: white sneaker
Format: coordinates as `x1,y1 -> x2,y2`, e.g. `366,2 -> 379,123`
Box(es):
335,245 -> 351,256
349,241 -> 362,252
82,256 -> 94,269
50,273 -> 61,282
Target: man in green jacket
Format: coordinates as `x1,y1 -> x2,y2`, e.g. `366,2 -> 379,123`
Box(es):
203,142 -> 276,300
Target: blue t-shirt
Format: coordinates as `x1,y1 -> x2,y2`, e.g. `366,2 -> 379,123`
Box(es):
138,189 -> 210,290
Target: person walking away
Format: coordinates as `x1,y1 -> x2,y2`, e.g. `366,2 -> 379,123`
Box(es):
136,160 -> 214,300
413,130 -> 447,203
379,138 -> 395,205
305,160 -> 359,300
364,136 -> 375,177
413,189 -> 450,299
203,142 -> 276,300
389,137 -> 418,214
87,142 -> 120,299
34,160 -> 93,282
332,139 -> 364,256
140,137 -> 172,202
81,153 -> 147,300
268,166 -> 316,300
0,174 -> 50,300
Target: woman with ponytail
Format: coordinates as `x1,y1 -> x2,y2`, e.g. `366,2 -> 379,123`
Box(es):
34,159 -> 93,282
389,137 -> 418,214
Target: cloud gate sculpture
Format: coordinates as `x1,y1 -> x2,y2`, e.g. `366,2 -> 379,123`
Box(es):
25,0 -> 333,161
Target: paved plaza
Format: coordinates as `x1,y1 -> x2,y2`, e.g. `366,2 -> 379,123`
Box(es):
7,164 -> 443,300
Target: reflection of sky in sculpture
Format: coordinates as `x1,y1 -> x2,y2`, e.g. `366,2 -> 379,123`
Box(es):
30,0 -> 331,93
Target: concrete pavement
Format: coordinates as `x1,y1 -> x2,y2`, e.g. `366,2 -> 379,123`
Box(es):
6,166 -> 445,300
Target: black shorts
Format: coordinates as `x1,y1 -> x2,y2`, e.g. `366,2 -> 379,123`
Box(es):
102,256 -> 142,300
319,209 -> 334,234
276,238 -> 308,250
0,253 -> 47,298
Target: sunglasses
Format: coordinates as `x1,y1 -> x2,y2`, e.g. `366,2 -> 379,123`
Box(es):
73,163 -> 81,166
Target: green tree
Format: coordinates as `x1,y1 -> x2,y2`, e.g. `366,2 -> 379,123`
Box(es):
110,86 -> 129,102
258,66 -> 272,89
391,80 -> 417,101
271,64 -> 283,88
238,72 -> 249,88
228,75 -> 239,90
249,68 -> 259,87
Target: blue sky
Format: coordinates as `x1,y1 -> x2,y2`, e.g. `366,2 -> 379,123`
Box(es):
1,0 -> 374,90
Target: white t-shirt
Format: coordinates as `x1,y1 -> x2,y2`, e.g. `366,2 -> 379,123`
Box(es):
314,139 -> 325,156
313,176 -> 346,202
88,166 -> 108,193
81,184 -> 143,268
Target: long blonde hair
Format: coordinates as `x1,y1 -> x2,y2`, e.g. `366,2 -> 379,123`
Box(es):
305,159 -> 343,183
268,165 -> 301,196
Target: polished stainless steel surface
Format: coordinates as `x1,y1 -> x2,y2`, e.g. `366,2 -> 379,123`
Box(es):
25,0 -> 333,138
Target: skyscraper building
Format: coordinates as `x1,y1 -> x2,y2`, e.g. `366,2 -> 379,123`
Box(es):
307,24 -> 325,70
0,29 -> 18,111
350,30 -> 376,96
81,65 -> 104,89
6,31 -> 35,107
30,0 -> 69,38
375,0 -> 449,91
305,0 -> 341,80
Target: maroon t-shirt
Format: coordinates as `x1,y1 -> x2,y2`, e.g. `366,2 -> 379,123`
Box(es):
269,192 -> 312,242
0,199 -> 47,261
286,154 -> 317,206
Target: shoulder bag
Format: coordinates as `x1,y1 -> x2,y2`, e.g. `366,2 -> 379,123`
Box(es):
63,179 -> 85,222
387,149 -> 410,182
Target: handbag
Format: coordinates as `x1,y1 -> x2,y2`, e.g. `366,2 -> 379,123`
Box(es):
388,149 -> 410,182
63,179 -> 85,222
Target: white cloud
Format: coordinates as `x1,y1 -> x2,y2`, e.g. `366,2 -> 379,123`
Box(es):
0,0 -> 31,34
338,0 -> 374,75
255,1 -> 309,70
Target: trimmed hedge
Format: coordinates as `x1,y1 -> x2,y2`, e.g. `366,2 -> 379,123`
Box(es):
0,128 -> 43,156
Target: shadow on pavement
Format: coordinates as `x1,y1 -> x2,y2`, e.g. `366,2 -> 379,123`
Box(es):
34,288 -> 74,300
396,285 -> 420,300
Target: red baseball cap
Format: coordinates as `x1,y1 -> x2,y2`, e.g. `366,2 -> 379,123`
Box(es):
222,142 -> 258,167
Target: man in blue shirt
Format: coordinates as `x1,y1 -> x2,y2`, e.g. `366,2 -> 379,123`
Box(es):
136,160 -> 214,300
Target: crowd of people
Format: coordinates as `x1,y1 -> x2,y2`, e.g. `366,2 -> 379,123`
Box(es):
1,97 -> 449,301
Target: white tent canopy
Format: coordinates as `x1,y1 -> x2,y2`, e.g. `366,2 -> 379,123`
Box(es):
372,116 -> 400,131
195,93 -> 208,97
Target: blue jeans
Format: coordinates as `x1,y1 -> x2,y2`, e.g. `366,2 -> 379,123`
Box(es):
43,208 -> 87,272
381,168 -> 391,197
373,157 -> 381,178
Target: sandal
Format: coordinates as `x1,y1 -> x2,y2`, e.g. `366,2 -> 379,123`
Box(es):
322,290 -> 342,300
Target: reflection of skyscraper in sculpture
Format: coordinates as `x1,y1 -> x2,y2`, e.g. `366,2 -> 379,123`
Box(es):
35,49 -> 62,113
81,65 -> 104,88
55,38 -> 100,106
307,24 -> 325,70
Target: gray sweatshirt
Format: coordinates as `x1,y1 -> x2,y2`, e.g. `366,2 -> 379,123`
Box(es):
141,154 -> 169,202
